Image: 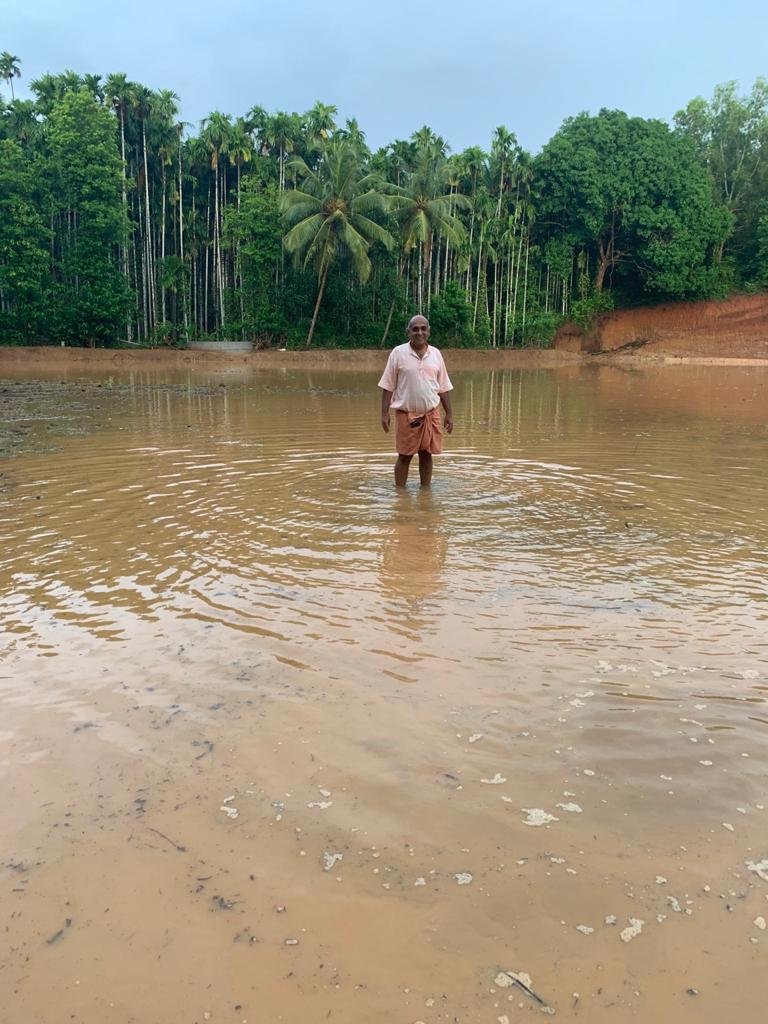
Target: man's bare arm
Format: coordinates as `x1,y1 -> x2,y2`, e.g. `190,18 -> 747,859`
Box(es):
440,392 -> 453,434
380,389 -> 392,432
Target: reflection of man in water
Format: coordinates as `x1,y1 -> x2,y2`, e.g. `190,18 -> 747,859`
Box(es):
379,490 -> 448,628
378,315 -> 454,487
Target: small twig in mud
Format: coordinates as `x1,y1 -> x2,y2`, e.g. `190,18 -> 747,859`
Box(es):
46,919 -> 72,945
147,827 -> 187,853
497,971 -> 548,1007
193,740 -> 215,761
163,707 -> 183,727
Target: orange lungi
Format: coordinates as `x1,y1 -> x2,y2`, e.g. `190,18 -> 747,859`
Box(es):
395,407 -> 443,456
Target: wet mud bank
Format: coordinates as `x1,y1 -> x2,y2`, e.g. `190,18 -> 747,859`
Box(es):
554,291 -> 768,359
0,345 -> 584,374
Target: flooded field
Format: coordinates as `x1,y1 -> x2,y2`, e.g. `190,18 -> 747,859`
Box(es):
1,360 -> 767,1024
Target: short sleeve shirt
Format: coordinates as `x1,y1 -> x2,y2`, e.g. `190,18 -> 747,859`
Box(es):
378,343 -> 453,415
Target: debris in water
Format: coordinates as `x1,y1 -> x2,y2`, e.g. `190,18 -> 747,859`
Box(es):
438,772 -> 461,787
620,918 -> 645,943
722,823 -> 735,832
522,808 -> 559,827
414,877 -> 426,887
220,806 -> 239,820
307,801 -> 333,810
481,773 -> 507,785
746,859 -> 768,882
454,872 -> 473,885
556,802 -> 582,813
322,851 -> 343,872
699,760 -> 713,767
656,876 -> 668,885
284,938 -> 299,946
469,734 -> 483,743
211,895 -> 238,911
667,897 -> 682,913
754,917 -> 767,930
576,924 -> 594,935
45,919 -> 73,945
604,915 -> 617,926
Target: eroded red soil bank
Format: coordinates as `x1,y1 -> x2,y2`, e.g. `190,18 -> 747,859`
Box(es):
554,291 -> 768,358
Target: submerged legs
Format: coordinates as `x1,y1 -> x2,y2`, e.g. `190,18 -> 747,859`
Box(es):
394,451 -> 433,487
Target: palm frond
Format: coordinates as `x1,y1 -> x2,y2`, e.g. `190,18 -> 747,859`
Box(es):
284,213 -> 324,255
340,221 -> 372,283
351,214 -> 395,250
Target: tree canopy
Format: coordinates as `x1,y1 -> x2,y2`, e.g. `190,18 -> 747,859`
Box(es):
0,64 -> 765,348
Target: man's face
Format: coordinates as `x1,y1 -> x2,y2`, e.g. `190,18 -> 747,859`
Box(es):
407,318 -> 430,348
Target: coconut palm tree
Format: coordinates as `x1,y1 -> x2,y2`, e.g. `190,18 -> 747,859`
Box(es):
281,137 -> 394,347
0,53 -> 21,100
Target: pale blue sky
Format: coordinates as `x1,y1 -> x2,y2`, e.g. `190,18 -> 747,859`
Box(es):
4,0 -> 767,153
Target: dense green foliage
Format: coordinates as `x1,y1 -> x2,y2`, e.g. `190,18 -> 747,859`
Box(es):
0,61 -> 766,348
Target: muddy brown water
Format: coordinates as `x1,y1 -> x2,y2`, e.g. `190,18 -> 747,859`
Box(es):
1,361 -> 767,1024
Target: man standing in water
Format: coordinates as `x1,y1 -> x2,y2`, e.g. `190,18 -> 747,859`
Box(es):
378,315 -> 454,487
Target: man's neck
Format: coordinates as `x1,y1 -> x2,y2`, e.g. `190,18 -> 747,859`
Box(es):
409,341 -> 428,357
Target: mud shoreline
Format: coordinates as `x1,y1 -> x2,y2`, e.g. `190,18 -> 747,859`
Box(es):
2,344 -> 768,373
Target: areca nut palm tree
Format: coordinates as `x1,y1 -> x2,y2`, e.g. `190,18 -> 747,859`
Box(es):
0,53 -> 21,100
281,137 -> 395,347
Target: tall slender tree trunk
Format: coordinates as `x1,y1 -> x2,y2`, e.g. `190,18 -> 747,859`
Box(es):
380,258 -> 405,346
505,240 -> 513,343
511,228 -> 524,344
417,242 -> 424,314
306,264 -> 329,348
161,164 -> 167,326
521,239 -> 530,344
118,105 -> 131,340
472,229 -> 484,332
142,121 -> 156,336
179,142 -> 188,337
465,208 -> 475,296
218,166 -> 226,328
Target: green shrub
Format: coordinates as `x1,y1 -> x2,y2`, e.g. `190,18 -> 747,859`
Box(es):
570,292 -> 615,332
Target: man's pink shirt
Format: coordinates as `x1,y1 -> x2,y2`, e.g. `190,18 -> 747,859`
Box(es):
378,343 -> 453,415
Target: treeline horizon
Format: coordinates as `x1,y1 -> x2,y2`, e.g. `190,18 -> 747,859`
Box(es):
1,54 -> 767,349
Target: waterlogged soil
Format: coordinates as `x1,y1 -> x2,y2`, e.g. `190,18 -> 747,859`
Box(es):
1,363 -> 768,1024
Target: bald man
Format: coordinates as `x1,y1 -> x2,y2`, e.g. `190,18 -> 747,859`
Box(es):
378,315 -> 454,487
